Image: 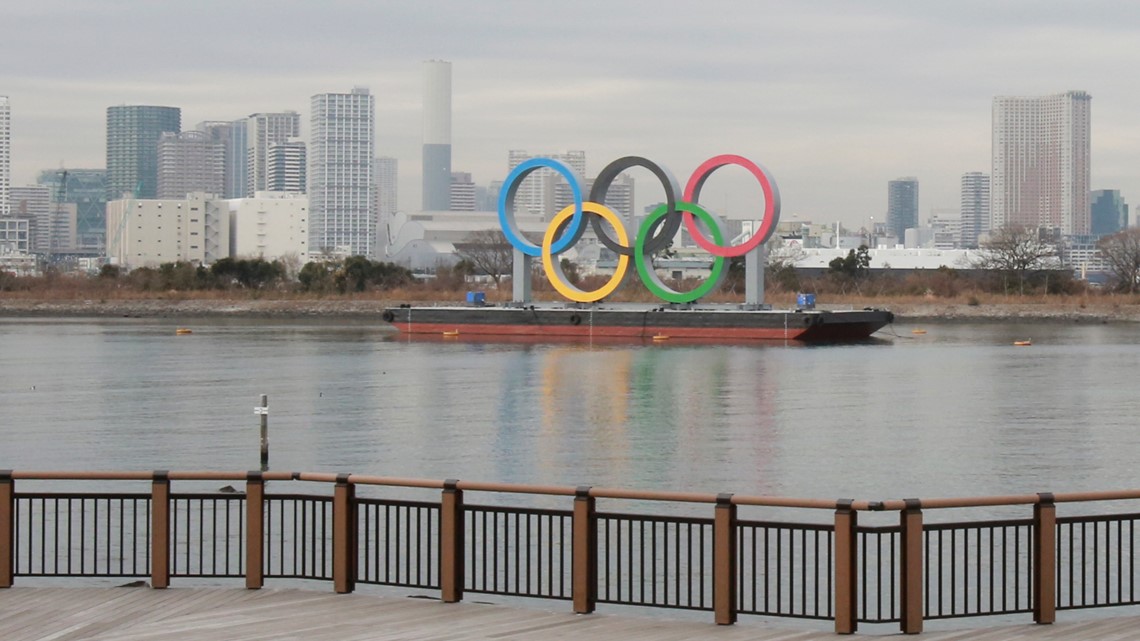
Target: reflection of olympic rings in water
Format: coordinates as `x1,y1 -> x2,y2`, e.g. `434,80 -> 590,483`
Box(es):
497,154 -> 781,304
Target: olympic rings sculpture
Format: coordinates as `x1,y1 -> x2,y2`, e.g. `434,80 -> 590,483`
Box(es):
497,154 -> 780,304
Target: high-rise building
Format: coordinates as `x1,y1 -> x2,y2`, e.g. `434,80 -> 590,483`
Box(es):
197,120 -> 247,199
266,139 -> 306,193
309,87 -> 375,257
36,168 -> 108,254
449,172 -> 475,211
157,131 -> 225,199
422,60 -> 452,211
886,177 -> 919,244
375,156 -> 398,217
9,185 -> 53,253
1090,190 -> 1129,236
106,105 -> 181,200
554,175 -> 634,219
246,112 -> 301,195
507,150 -> 586,219
0,96 -> 9,217
959,172 -> 990,248
992,91 -> 1091,235
375,157 -> 398,252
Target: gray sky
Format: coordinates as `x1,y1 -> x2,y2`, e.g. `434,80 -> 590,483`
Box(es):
3,1 -> 1138,228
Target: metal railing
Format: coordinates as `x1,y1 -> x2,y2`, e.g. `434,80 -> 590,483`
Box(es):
4,471 -> 1140,634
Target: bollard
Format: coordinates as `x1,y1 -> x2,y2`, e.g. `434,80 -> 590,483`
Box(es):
255,395 -> 269,470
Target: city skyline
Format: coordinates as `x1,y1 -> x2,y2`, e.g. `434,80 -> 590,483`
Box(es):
4,2 -> 1140,228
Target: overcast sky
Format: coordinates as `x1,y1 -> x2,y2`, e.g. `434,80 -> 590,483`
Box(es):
3,1 -> 1138,228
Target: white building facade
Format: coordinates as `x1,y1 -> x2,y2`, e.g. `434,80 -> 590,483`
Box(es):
105,192 -> 229,269
227,192 -> 309,263
992,91 -> 1091,235
309,88 -> 375,257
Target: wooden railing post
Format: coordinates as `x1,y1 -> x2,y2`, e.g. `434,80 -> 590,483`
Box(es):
333,473 -> 356,594
245,471 -> 264,589
440,479 -> 464,603
151,471 -> 170,589
1034,492 -> 1056,624
900,499 -> 924,634
713,493 -> 737,625
0,471 -> 12,588
834,499 -> 858,634
572,486 -> 597,614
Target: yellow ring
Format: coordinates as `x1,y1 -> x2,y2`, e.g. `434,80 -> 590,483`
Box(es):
542,202 -> 629,303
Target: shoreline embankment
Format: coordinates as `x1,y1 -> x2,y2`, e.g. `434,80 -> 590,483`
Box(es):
2,297 -> 1139,324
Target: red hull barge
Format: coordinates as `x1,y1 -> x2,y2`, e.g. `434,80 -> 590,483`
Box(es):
383,304 -> 894,342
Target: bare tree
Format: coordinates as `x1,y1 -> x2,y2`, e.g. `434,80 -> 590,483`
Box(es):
973,225 -> 1056,294
1097,228 -> 1140,293
454,229 -> 514,288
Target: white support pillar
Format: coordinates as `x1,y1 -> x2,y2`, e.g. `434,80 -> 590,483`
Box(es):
512,249 -> 532,304
745,244 -> 765,308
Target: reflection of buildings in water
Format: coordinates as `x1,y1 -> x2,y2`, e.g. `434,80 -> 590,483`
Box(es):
537,347 -> 632,481
740,353 -> 779,495
493,350 -> 539,484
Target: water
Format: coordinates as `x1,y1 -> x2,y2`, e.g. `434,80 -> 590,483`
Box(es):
2,317 -> 1138,505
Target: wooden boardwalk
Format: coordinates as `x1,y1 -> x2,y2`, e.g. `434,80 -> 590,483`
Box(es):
2,587 -> 1140,640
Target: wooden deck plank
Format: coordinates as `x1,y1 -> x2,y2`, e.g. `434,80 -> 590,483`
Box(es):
3,587 -> 1140,640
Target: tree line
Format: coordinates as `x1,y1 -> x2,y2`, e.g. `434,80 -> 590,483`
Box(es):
4,226 -> 1140,299
1,256 -> 415,295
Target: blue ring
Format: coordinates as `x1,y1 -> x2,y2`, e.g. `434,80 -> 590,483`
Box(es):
498,158 -> 585,257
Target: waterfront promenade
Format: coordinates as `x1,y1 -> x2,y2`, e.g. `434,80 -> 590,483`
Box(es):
3,587 -> 1140,640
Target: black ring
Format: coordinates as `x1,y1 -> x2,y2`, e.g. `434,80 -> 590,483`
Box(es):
588,156 -> 681,257
382,310 -> 395,322
569,313 -> 582,325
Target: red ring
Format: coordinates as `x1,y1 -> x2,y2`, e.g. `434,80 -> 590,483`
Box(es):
681,154 -> 780,258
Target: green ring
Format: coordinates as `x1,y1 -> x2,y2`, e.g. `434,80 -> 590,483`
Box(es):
634,203 -> 725,303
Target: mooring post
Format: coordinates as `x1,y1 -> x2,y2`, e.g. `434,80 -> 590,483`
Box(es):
440,479 -> 464,603
0,470 -> 13,588
332,473 -> 356,594
1034,493 -> 1056,624
900,499 -> 924,634
713,493 -> 738,625
572,486 -> 597,614
256,395 -> 269,470
834,499 -> 858,634
245,471 -> 265,589
151,470 -> 171,589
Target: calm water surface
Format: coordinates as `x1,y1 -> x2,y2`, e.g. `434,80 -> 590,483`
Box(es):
2,317 -> 1138,502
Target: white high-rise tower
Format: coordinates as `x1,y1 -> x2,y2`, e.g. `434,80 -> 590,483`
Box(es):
0,96 -> 9,217
246,112 -> 301,195
959,172 -> 990,248
991,91 -> 1091,235
422,60 -> 452,211
309,87 -> 376,257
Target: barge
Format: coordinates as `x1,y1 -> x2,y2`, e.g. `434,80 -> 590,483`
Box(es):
382,303 -> 894,342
